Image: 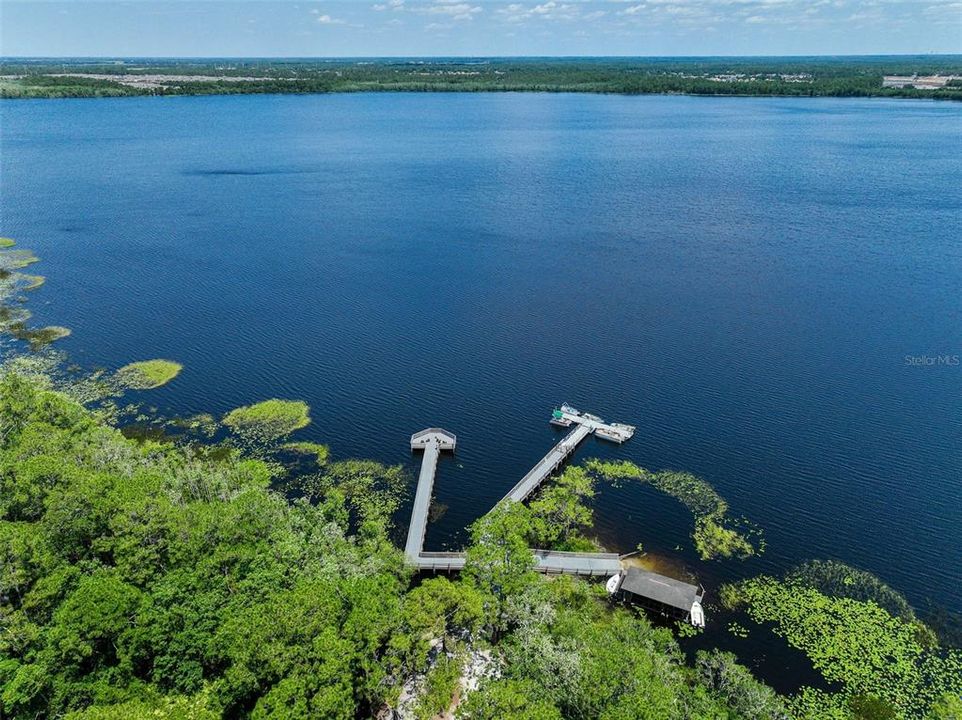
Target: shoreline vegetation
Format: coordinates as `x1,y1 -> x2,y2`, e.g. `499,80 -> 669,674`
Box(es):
2,56 -> 962,100
584,459 -> 762,561
2,243 -> 961,718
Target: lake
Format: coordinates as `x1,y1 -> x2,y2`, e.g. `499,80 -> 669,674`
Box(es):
2,92 -> 960,677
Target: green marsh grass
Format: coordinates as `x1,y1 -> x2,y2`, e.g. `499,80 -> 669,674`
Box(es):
116,360 -> 183,390
224,399 -> 311,443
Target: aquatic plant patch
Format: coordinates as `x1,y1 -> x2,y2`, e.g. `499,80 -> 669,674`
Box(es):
721,574 -> 962,718
115,360 -> 183,390
280,441 -> 330,465
0,249 -> 40,272
785,560 -> 923,627
223,399 -> 311,443
0,244 -> 42,338
18,274 -> 45,290
584,459 -> 760,560
9,323 -> 71,349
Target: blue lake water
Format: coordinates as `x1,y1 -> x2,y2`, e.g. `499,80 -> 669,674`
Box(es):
2,94 -> 961,661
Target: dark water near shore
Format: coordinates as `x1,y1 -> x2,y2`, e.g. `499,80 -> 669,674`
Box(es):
2,93 -> 961,680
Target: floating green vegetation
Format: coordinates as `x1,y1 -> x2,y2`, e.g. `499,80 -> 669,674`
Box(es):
0,237 -> 15,248
280,440 -> 330,465
721,570 -> 962,719
223,399 -> 311,444
693,517 -> 756,561
168,412 -> 219,438
298,459 -> 409,530
584,459 -> 760,560
787,560 -> 922,626
9,323 -> 71,349
115,360 -> 183,390
0,249 -> 40,272
727,621 -> 749,638
18,274 -> 45,290
0,244 -> 40,341
428,500 -> 449,523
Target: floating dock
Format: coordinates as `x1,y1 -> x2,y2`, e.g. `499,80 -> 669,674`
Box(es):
554,403 -> 636,444
403,407 -> 706,626
499,404 -> 635,505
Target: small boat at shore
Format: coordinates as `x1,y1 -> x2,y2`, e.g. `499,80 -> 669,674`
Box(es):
690,600 -> 705,628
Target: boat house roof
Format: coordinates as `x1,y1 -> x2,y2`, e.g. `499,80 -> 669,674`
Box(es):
619,568 -> 702,612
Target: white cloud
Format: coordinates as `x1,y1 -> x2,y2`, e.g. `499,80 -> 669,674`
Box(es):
376,0 -> 481,21
315,13 -> 346,24
416,2 -> 483,16
373,0 -> 405,10
497,1 -> 586,22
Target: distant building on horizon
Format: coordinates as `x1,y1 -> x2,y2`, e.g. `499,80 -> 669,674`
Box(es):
882,74 -> 960,89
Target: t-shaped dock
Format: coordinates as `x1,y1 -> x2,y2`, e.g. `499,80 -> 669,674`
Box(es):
404,428 -> 457,564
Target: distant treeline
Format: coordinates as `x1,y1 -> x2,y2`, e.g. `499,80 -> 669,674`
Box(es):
2,56 -> 962,100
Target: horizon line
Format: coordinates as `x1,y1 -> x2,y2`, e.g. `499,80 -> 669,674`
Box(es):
4,53 -> 961,60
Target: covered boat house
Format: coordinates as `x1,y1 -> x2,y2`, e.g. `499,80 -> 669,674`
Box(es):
607,567 -> 706,627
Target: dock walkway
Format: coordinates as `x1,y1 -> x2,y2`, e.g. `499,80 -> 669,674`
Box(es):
415,550 -> 621,576
402,409 -> 704,625
500,423 -> 592,504
404,429 -> 456,564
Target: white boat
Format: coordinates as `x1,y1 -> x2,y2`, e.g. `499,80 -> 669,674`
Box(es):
605,573 -> 624,594
560,402 -> 581,415
595,426 -> 629,443
689,600 -> 705,628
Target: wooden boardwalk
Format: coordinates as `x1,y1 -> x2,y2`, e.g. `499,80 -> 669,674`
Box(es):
402,411 -> 706,625
499,423 -> 593,504
404,429 -> 456,564
415,550 -> 621,576
405,413 -> 614,577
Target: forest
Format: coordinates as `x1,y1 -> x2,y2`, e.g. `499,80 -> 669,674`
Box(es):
2,56 -> 961,99
0,367 -> 958,720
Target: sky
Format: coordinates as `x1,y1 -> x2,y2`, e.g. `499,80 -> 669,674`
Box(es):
2,0 -> 961,58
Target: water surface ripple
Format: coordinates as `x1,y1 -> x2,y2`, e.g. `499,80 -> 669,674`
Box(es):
2,93 -> 960,614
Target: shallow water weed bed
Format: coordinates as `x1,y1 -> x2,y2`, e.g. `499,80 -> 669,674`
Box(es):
721,572 -> 962,718
10,323 -> 71,349
584,459 -> 760,560
115,359 -> 183,389
280,441 -> 330,465
224,398 -> 311,443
